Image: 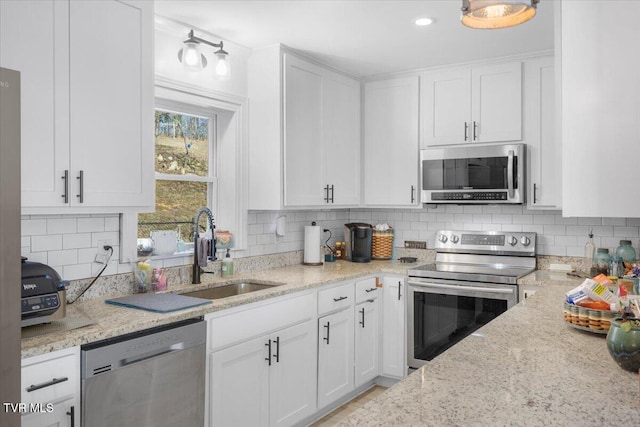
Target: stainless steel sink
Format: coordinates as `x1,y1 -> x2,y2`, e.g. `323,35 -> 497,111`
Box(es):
181,282 -> 281,300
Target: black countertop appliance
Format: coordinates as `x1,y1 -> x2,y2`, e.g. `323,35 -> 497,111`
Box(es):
21,257 -> 66,327
344,223 -> 372,263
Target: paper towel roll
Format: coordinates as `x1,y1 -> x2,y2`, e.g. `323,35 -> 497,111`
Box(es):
304,225 -> 323,265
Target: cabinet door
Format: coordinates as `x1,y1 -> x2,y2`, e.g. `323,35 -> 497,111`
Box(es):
270,321 -> 317,427
210,336 -> 270,427
421,69 -> 472,147
364,77 -> 419,206
471,62 -> 522,143
68,0 -> 153,208
21,399 -> 75,427
525,56 -> 560,209
317,309 -> 354,409
0,0 -> 70,207
381,277 -> 406,378
284,54 -> 325,206
354,298 -> 379,388
323,73 -> 361,206
561,2 -> 640,217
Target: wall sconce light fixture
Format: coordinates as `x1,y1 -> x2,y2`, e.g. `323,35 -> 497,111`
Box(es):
461,0 -> 539,29
177,29 -> 230,79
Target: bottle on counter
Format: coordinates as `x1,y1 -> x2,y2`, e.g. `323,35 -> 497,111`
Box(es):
593,248 -> 611,276
615,239 -> 636,265
584,231 -> 595,272
152,268 -> 167,292
222,249 -> 234,278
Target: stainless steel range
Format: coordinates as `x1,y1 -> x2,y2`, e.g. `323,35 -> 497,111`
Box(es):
407,230 -> 536,368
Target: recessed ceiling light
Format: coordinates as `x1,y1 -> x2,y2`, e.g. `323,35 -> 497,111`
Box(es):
414,17 -> 434,26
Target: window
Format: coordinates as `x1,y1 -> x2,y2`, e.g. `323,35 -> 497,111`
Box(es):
138,103 -> 217,250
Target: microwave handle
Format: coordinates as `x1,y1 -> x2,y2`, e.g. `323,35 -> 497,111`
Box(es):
507,150 -> 514,199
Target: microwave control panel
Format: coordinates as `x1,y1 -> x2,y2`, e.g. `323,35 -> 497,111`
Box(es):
430,191 -> 508,201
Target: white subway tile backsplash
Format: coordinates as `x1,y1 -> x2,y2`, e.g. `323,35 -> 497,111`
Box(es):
20,206 -> 640,285
31,235 -> 63,252
63,233 -> 92,249
47,218 -> 77,234
77,217 -> 105,233
48,249 -> 78,266
22,219 -> 47,236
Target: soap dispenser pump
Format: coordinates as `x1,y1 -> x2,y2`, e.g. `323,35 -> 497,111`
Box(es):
221,249 -> 233,277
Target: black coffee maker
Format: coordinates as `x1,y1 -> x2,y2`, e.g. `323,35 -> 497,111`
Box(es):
344,223 -> 372,263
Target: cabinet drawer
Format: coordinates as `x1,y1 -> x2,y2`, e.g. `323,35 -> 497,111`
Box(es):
22,348 -> 79,405
318,282 -> 354,315
355,278 -> 378,303
208,292 -> 316,351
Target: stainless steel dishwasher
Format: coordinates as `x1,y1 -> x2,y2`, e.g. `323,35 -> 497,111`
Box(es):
81,317 -> 206,427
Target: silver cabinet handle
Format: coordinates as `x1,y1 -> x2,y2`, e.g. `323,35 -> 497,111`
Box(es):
473,121 -> 478,141
359,307 -> 365,328
398,281 -> 402,300
464,122 -> 468,141
365,287 -> 376,293
61,170 -> 69,203
411,185 -> 415,204
333,296 -> 347,302
76,170 -> 84,203
26,376 -> 69,392
324,185 -> 329,203
330,185 -> 334,203
533,183 -> 537,204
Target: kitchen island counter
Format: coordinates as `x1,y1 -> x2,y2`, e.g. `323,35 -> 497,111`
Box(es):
339,271 -> 639,426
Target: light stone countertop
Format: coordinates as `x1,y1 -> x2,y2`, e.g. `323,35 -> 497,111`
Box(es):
21,259 -> 410,358
338,271 -> 640,427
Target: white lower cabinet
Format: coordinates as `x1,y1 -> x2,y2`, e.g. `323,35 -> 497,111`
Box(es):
381,276 -> 407,378
316,281 -> 355,410
207,293 -> 317,427
354,296 -> 379,387
317,308 -> 354,409
21,346 -> 80,427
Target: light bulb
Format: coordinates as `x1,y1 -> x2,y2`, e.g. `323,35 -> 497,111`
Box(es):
181,41 -> 203,71
214,52 -> 230,79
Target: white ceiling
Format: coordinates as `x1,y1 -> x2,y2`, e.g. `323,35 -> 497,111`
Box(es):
154,0 -> 555,78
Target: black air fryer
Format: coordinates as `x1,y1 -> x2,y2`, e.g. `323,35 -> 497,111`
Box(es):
344,223 -> 372,263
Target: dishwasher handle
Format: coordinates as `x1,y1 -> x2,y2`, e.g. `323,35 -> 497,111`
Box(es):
121,343 -> 186,366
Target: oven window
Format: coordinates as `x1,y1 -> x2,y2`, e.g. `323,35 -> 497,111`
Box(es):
422,157 -> 518,190
412,292 -> 508,361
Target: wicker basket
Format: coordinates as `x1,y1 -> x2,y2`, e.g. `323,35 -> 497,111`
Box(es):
371,229 -> 394,260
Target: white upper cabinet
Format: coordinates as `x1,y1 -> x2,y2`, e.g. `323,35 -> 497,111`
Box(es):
363,76 -> 419,207
525,56 -> 560,209
560,1 -> 640,217
421,62 -> 522,147
0,0 -> 154,213
249,47 -> 361,210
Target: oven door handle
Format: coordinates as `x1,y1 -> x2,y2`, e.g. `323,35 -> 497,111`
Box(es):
408,280 -> 514,295
507,149 -> 515,200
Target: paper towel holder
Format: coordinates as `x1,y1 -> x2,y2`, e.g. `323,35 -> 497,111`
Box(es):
303,221 -> 324,266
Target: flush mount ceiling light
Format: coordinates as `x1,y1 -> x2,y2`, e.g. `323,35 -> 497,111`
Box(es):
414,17 -> 434,27
461,0 -> 539,29
177,30 -> 230,79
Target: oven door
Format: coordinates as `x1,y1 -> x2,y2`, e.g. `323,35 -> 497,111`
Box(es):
407,277 -> 517,368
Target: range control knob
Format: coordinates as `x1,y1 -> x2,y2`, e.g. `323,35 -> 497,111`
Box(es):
520,236 -> 531,246
507,236 -> 518,246
450,235 -> 460,244
438,234 -> 448,243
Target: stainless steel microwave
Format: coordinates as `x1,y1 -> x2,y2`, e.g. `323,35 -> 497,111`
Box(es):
420,143 -> 525,204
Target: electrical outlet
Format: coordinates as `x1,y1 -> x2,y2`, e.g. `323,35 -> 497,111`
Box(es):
95,239 -> 112,264
404,241 -> 427,250
523,290 -> 537,300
